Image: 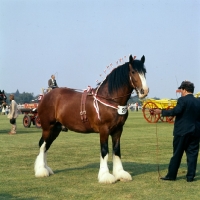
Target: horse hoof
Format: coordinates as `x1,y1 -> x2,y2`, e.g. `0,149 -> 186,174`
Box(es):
98,172 -> 116,184
113,170 -> 132,182
35,168 -> 50,177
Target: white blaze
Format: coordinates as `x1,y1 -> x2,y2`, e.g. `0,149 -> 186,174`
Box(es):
138,73 -> 148,98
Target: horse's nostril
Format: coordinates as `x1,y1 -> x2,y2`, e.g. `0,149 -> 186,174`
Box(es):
141,88 -> 144,94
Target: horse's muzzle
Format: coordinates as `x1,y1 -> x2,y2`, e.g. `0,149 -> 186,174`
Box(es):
138,87 -> 149,99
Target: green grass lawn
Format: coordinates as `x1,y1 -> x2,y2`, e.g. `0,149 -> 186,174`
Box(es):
1,111 -> 200,200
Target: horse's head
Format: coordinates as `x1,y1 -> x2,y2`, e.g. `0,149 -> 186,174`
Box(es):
129,55 -> 149,99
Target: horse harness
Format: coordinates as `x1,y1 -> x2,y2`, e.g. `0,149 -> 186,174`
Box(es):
79,57 -> 139,122
79,84 -> 130,122
80,87 -> 92,122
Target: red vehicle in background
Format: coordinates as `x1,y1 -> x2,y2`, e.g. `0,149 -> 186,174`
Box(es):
19,94 -> 44,128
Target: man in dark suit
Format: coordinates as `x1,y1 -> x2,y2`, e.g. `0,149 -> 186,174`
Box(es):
196,97 -> 200,141
48,75 -> 58,89
154,81 -> 200,182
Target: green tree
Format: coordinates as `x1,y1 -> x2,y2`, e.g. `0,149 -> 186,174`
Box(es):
5,91 -> 35,104
15,89 -> 20,97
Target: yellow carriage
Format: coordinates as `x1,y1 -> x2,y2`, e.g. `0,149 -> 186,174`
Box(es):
194,92 -> 200,98
142,91 -> 200,123
142,98 -> 177,123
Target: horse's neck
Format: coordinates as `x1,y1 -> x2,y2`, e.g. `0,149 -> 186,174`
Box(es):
97,84 -> 133,106
113,87 -> 133,105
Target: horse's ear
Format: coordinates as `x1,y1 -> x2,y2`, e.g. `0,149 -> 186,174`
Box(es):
141,55 -> 145,63
129,55 -> 133,63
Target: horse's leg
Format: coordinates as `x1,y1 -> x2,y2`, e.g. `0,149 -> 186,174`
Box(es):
98,131 -> 116,184
44,148 -> 54,175
112,128 -> 132,182
34,137 -> 54,176
34,122 -> 62,177
34,140 -> 49,177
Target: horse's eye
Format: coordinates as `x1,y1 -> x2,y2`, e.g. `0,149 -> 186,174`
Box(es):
132,71 -> 135,74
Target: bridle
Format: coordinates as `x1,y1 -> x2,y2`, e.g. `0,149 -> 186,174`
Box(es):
129,75 -> 139,96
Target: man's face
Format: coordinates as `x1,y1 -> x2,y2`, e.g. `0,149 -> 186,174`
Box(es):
52,76 -> 55,80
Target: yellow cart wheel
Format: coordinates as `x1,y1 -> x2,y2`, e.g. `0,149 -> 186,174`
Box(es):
142,102 -> 160,123
166,106 -> 175,123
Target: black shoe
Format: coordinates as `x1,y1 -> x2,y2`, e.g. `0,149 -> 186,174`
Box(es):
160,176 -> 175,181
187,178 -> 194,182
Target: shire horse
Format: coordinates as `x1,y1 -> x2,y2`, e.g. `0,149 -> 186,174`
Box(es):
34,55 -> 149,183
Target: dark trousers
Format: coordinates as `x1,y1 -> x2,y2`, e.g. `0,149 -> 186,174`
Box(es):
167,134 -> 200,180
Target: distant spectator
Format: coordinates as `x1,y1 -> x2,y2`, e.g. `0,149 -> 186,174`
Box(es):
1,101 -> 6,115
7,94 -> 18,135
5,105 -> 9,115
136,102 -> 139,111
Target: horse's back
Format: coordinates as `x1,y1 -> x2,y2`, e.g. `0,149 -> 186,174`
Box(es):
38,88 -> 96,132
39,87 -> 74,108
38,87 -> 80,116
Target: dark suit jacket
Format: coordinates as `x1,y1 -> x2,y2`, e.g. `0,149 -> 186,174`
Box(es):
162,94 -> 200,137
48,79 -> 58,88
196,98 -> 200,136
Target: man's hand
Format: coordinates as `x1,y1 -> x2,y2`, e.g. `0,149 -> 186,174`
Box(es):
153,108 -> 162,115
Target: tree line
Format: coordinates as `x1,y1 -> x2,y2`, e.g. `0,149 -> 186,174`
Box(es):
4,89 -> 165,105
5,89 -> 37,104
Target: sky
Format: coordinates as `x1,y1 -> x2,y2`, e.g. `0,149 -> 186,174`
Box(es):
0,0 -> 200,99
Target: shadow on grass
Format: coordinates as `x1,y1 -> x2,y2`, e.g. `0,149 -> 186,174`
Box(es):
53,161 -> 200,181
0,128 -> 41,134
54,161 -> 168,175
0,130 -> 8,134
0,193 -> 37,200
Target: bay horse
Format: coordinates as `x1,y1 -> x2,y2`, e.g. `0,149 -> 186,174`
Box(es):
34,55 -> 149,183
